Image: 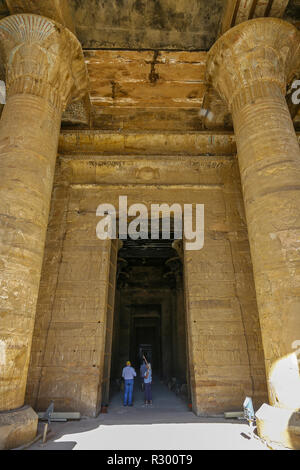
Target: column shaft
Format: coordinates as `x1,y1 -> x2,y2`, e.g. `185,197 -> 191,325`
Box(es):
175,276 -> 187,382
0,13 -> 87,448
207,18 -> 300,411
0,93 -> 62,411
232,81 -> 300,408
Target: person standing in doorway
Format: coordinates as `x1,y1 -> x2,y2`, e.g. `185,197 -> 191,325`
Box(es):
144,362 -> 152,405
140,360 -> 147,392
122,361 -> 136,407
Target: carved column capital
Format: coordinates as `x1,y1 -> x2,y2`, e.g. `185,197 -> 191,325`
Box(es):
206,18 -> 300,112
0,14 -> 88,111
206,18 -> 300,413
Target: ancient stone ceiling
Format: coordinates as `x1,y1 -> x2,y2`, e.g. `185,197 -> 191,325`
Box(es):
285,0 -> 300,28
1,1 -> 299,48
70,0 -> 225,50
0,0 -> 299,130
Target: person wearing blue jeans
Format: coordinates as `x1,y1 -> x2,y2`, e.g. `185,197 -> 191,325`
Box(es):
122,361 -> 136,406
124,379 -> 134,406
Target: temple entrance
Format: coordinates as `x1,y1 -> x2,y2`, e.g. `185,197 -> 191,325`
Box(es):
109,237 -> 189,406
132,312 -> 162,375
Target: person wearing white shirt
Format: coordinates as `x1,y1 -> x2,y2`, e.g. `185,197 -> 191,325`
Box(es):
122,361 -> 136,406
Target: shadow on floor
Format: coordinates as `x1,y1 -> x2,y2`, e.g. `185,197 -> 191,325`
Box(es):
28,379 -> 267,450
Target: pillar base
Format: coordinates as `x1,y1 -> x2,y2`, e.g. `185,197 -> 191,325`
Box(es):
256,403 -> 300,450
0,406 -> 38,450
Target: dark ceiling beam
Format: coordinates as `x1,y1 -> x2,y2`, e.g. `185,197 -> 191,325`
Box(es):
268,0 -> 291,17
219,0 -> 240,36
219,0 -> 290,35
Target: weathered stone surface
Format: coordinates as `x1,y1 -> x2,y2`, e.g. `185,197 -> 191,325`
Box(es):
284,0 -> 300,29
0,0 -> 8,19
83,48 -> 299,131
6,0 -> 76,33
28,200 -> 116,415
86,50 -> 206,108
0,406 -> 37,450
207,18 -> 300,411
59,129 -> 300,156
0,13 -> 87,448
1,2 -> 298,131
62,93 -> 91,128
0,3 -> 299,443
26,155 -> 268,415
85,49 -> 207,131
59,130 -> 238,156
70,0 -> 224,50
4,1 -> 92,128
220,0 -> 290,35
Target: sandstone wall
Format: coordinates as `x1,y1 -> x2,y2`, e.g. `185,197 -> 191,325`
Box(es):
26,154 -> 268,415
26,169 -> 115,416
185,162 -> 268,414
25,162 -> 70,409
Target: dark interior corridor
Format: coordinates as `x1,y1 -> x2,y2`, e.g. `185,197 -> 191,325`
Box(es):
109,238 -> 189,404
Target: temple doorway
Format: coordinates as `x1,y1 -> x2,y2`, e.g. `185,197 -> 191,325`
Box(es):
108,237 -> 189,405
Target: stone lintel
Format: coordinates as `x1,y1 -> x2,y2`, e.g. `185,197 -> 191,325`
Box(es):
59,130 -> 237,156
58,130 -> 300,157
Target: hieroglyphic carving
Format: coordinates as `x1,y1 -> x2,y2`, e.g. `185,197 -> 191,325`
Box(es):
0,14 -> 88,449
207,18 -> 300,111
5,1 -> 91,126
207,18 -> 300,413
0,14 -> 88,110
6,0 -> 76,33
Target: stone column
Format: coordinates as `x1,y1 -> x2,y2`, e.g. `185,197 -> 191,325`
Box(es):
207,18 -> 300,411
0,14 -> 87,449
166,256 -> 186,382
